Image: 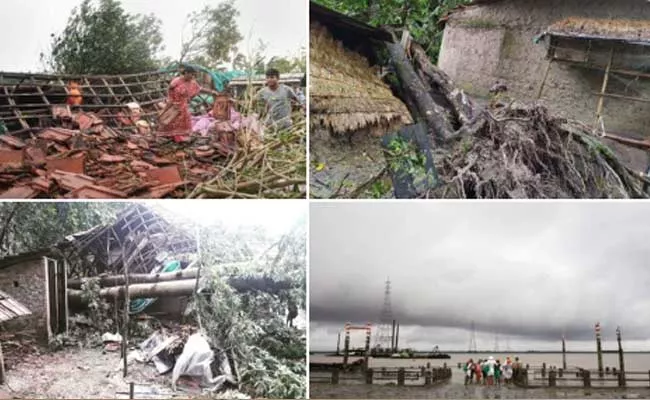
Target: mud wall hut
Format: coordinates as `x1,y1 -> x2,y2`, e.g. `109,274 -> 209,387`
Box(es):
438,0 -> 650,170
310,2 -> 413,198
0,250 -> 67,341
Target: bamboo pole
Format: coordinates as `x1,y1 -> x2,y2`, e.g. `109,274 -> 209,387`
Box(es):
594,48 -> 614,126
536,58 -> 554,100
0,342 -> 5,384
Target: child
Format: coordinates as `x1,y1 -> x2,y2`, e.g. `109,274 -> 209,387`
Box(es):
255,68 -> 304,131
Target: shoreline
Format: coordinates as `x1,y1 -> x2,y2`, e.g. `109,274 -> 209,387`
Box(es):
309,383 -> 650,399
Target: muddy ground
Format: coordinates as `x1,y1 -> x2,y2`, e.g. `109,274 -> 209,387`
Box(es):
309,382 -> 650,399
1,347 -> 196,399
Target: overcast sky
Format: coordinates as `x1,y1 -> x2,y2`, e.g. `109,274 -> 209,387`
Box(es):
153,199 -> 306,236
0,0 -> 306,72
310,202 -> 650,352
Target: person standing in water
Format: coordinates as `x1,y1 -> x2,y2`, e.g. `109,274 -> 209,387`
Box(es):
255,68 -> 304,131
485,356 -> 496,386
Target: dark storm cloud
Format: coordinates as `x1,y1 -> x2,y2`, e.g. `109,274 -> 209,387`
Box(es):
309,202 -> 650,350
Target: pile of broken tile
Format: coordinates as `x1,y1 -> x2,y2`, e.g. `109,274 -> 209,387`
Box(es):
0,106 -> 243,199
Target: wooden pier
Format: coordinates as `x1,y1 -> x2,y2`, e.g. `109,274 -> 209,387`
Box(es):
310,365 -> 453,386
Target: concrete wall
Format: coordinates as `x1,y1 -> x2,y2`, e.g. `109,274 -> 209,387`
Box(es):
0,258 -> 48,340
438,0 -> 650,170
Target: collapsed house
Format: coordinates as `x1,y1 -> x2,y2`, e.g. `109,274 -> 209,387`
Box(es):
0,67 -> 286,199
438,0 -> 650,171
309,2 -> 413,198
0,204 -> 197,342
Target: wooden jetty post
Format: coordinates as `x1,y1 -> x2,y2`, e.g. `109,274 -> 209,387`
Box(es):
617,326 -> 626,387
425,370 -> 432,385
562,335 -> 567,370
332,369 -> 340,384
549,369 -> 557,387
583,369 -> 591,387
365,368 -> 374,384
363,323 -> 371,370
595,322 -> 604,377
397,368 -> 405,386
343,323 -> 351,368
336,331 -> 341,356
542,363 -> 547,378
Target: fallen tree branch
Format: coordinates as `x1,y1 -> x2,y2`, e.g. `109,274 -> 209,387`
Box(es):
382,37 -> 648,199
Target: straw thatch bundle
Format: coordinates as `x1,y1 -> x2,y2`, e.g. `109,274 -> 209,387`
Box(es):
310,23 -> 412,136
548,17 -> 650,43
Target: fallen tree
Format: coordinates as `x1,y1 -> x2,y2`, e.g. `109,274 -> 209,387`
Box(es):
68,279 -> 196,303
381,32 -> 649,199
68,273 -> 296,304
68,269 -> 199,289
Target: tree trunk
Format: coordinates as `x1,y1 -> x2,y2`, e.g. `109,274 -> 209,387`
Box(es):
68,279 -> 196,303
67,269 -> 199,289
67,275 -> 296,305
386,41 -> 455,144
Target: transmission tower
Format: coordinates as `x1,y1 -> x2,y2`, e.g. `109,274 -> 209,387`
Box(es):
468,321 -> 478,352
373,277 -> 394,350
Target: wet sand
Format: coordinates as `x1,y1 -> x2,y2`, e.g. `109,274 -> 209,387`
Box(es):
310,382 -> 650,399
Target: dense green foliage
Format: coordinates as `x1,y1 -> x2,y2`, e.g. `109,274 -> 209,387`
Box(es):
181,1 -> 243,68
44,0 -> 302,75
45,0 -> 165,74
0,202 -> 126,257
232,42 -> 306,75
195,219 -> 307,398
313,0 -> 471,62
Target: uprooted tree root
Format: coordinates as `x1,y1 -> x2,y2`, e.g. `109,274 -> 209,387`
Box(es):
385,38 -> 650,199
431,102 -> 648,199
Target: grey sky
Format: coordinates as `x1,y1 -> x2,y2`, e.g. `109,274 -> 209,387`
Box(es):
154,199 -> 306,235
0,0 -> 306,72
310,202 -> 650,352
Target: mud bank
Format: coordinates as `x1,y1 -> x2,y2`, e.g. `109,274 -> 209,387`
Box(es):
310,382 -> 650,399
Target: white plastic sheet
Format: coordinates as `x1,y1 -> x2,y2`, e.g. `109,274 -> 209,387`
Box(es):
171,333 -> 235,392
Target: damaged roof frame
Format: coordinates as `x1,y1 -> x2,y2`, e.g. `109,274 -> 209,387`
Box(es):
0,70 -> 174,135
56,204 -> 197,277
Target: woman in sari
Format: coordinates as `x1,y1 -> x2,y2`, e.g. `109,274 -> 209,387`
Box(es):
158,65 -> 220,142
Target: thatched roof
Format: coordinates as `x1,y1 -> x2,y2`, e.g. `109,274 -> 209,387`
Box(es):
546,17 -> 650,46
310,24 -> 412,135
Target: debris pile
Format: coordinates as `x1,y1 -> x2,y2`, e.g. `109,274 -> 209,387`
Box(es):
0,103 -> 304,199
122,329 -> 240,395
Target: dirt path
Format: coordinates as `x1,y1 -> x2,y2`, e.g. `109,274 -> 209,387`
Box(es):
2,347 -> 176,399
